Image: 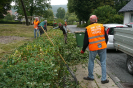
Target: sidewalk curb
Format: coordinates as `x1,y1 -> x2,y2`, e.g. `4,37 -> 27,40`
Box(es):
95,59 -> 125,88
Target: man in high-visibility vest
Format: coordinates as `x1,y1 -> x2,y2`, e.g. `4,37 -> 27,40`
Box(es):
33,18 -> 40,38
80,15 -> 109,84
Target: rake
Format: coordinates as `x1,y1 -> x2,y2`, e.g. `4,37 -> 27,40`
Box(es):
41,26 -> 78,85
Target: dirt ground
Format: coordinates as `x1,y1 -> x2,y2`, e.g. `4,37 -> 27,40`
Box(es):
0,36 -> 28,60
0,36 -> 26,44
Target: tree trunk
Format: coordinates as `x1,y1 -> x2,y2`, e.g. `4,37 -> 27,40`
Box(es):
20,0 -> 29,26
79,20 -> 81,25
83,20 -> 84,24
30,1 -> 33,16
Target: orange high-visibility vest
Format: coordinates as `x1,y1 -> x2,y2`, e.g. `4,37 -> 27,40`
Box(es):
86,23 -> 107,51
34,20 -> 39,29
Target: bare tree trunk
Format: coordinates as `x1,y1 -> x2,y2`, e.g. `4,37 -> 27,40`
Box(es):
20,0 -> 29,26
79,20 -> 81,25
83,20 -> 84,24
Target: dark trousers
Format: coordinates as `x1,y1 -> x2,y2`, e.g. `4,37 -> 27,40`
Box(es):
63,34 -> 67,44
39,26 -> 45,35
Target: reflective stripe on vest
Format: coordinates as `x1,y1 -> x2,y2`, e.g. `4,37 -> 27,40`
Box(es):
89,35 -> 104,39
89,39 -> 105,44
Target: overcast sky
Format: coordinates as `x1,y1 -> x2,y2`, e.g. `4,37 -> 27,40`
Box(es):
50,0 -> 68,5
11,0 -> 68,5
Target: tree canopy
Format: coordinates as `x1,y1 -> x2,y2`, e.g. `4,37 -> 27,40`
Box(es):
43,9 -> 54,20
13,0 -> 51,16
0,0 -> 12,19
92,5 -> 117,24
65,12 -> 78,24
67,0 -> 130,24
56,7 -> 65,19
113,0 -> 131,12
92,5 -> 124,24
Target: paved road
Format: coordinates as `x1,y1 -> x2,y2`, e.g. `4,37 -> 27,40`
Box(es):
106,50 -> 133,88
67,25 -> 86,33
67,25 -> 133,88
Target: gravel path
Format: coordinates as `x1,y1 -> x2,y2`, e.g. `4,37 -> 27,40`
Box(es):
0,36 -> 26,44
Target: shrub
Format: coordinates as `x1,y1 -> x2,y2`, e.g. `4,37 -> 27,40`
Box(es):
4,13 -> 15,21
112,14 -> 123,24
0,21 -> 22,24
0,29 -> 89,87
0,37 -> 63,87
55,18 -> 65,25
47,21 -> 53,26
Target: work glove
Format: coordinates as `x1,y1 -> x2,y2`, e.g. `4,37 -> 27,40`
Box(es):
80,50 -> 84,54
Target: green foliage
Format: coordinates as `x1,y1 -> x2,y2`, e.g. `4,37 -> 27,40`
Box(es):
0,0 -> 12,19
64,11 -> 70,21
17,15 -> 23,21
3,13 -> 15,21
0,29 -> 89,87
64,12 -> 78,25
68,14 -> 78,24
67,0 -> 74,13
56,7 -> 65,19
92,5 -> 124,24
72,0 -> 93,22
59,33 -> 89,64
0,14 -> 21,24
112,14 -> 123,24
43,9 -> 54,20
92,5 -> 117,24
47,20 -> 53,26
0,37 -> 62,87
113,0 -> 130,12
55,18 -> 65,25
67,0 -> 115,24
51,5 -> 67,16
13,0 -> 51,16
77,4 -> 124,26
0,21 -> 22,24
99,0 -> 115,7
73,22 -> 78,25
67,0 -> 130,25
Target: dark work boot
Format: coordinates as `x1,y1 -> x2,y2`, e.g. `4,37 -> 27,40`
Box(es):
101,79 -> 109,84
83,77 -> 94,81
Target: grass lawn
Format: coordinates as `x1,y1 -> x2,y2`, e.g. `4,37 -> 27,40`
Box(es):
0,24 -> 52,60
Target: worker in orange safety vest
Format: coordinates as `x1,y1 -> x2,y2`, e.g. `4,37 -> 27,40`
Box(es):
80,15 -> 109,84
65,21 -> 67,28
33,18 -> 40,38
